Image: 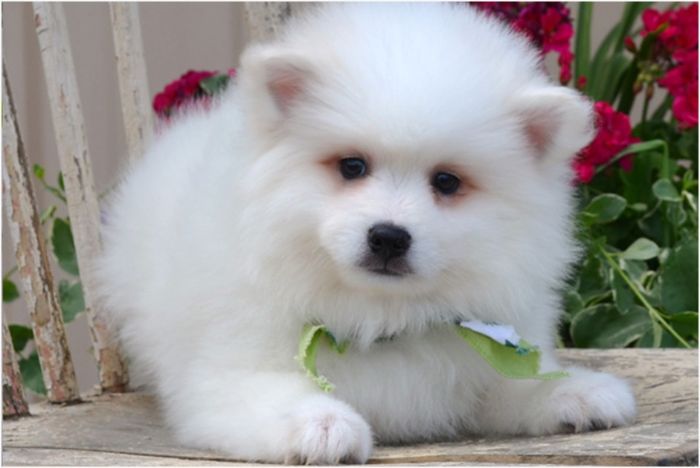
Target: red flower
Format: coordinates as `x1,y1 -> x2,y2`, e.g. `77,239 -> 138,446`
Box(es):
574,102 -> 640,183
572,160 -> 596,184
642,4 -> 698,53
472,2 -> 574,84
641,4 -> 699,129
659,49 -> 699,128
152,70 -> 216,118
576,75 -> 587,91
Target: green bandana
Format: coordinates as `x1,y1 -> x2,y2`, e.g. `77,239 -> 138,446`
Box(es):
296,322 -> 568,393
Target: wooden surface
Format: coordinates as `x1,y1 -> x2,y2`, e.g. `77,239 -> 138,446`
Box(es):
33,2 -> 129,392
2,65 -> 79,404
3,349 -> 697,466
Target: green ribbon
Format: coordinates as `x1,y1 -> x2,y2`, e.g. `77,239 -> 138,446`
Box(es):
296,324 -> 349,392
296,323 -> 568,392
453,325 -> 569,381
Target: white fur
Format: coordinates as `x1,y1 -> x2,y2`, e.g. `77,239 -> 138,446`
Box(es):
97,4 -> 635,464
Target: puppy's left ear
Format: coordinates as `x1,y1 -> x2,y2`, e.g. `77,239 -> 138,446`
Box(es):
512,87 -> 595,163
239,44 -> 319,133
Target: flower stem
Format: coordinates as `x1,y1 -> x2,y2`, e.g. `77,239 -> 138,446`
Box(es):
3,266 -> 18,281
598,245 -> 691,348
642,92 -> 650,123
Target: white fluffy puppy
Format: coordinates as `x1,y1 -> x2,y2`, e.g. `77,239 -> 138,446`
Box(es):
98,3 -> 636,464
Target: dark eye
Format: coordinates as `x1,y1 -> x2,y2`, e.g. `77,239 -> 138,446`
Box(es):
432,172 -> 461,195
339,157 -> 368,180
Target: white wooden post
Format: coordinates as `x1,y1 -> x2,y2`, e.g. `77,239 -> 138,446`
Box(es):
109,2 -> 153,162
33,2 -> 129,393
2,65 -> 80,404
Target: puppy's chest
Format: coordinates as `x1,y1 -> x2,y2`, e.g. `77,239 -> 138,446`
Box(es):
316,329 -> 494,401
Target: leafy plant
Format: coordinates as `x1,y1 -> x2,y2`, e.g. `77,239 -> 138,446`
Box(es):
560,3 -> 698,349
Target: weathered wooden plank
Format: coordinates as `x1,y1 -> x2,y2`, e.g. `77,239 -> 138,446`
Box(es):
33,2 -> 129,392
1,448 -> 254,466
2,64 -> 79,404
1,447 -> 508,467
3,350 -> 697,466
109,2 -> 153,162
2,320 -> 30,418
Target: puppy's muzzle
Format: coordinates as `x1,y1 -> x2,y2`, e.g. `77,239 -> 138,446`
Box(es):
362,223 -> 413,276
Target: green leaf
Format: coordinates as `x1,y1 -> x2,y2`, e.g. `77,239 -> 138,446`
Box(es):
571,304 -> 652,348
59,280 -> 85,323
653,178 -> 682,202
601,53 -> 631,103
620,139 -> 668,157
620,147 -> 658,205
682,170 -> 696,191
636,326 -> 678,347
582,194 -> 627,224
577,252 -> 608,302
667,312 -> 699,339
563,289 -> 584,316
199,74 -> 231,96
611,269 -> 636,314
19,352 -> 46,395
621,238 -> 660,260
3,278 -> 19,303
57,172 -> 65,192
588,24 -> 621,99
32,163 -> 45,181
574,3 -> 592,83
651,94 -> 673,120
51,218 -> 79,276
620,258 -> 648,285
660,241 -> 698,314
455,325 -> 568,380
9,325 -> 33,353
664,202 -> 688,227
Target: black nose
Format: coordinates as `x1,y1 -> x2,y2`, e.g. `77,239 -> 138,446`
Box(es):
367,223 -> 412,260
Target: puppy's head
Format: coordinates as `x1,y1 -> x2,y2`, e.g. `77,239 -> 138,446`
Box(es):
237,4 -> 593,308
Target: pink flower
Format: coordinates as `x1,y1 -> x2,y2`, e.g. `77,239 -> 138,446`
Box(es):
574,102 -> 640,183
472,2 -> 574,84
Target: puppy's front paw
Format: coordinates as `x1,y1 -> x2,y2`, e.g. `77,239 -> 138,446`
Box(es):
534,369 -> 636,434
286,396 -> 373,465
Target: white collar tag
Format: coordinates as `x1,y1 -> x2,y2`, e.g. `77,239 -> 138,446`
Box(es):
458,320 -> 522,348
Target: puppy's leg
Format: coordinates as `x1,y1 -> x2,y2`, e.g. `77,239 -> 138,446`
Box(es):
476,355 -> 636,435
164,368 -> 373,464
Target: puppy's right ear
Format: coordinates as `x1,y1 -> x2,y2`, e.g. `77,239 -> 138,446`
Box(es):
239,45 -> 318,132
